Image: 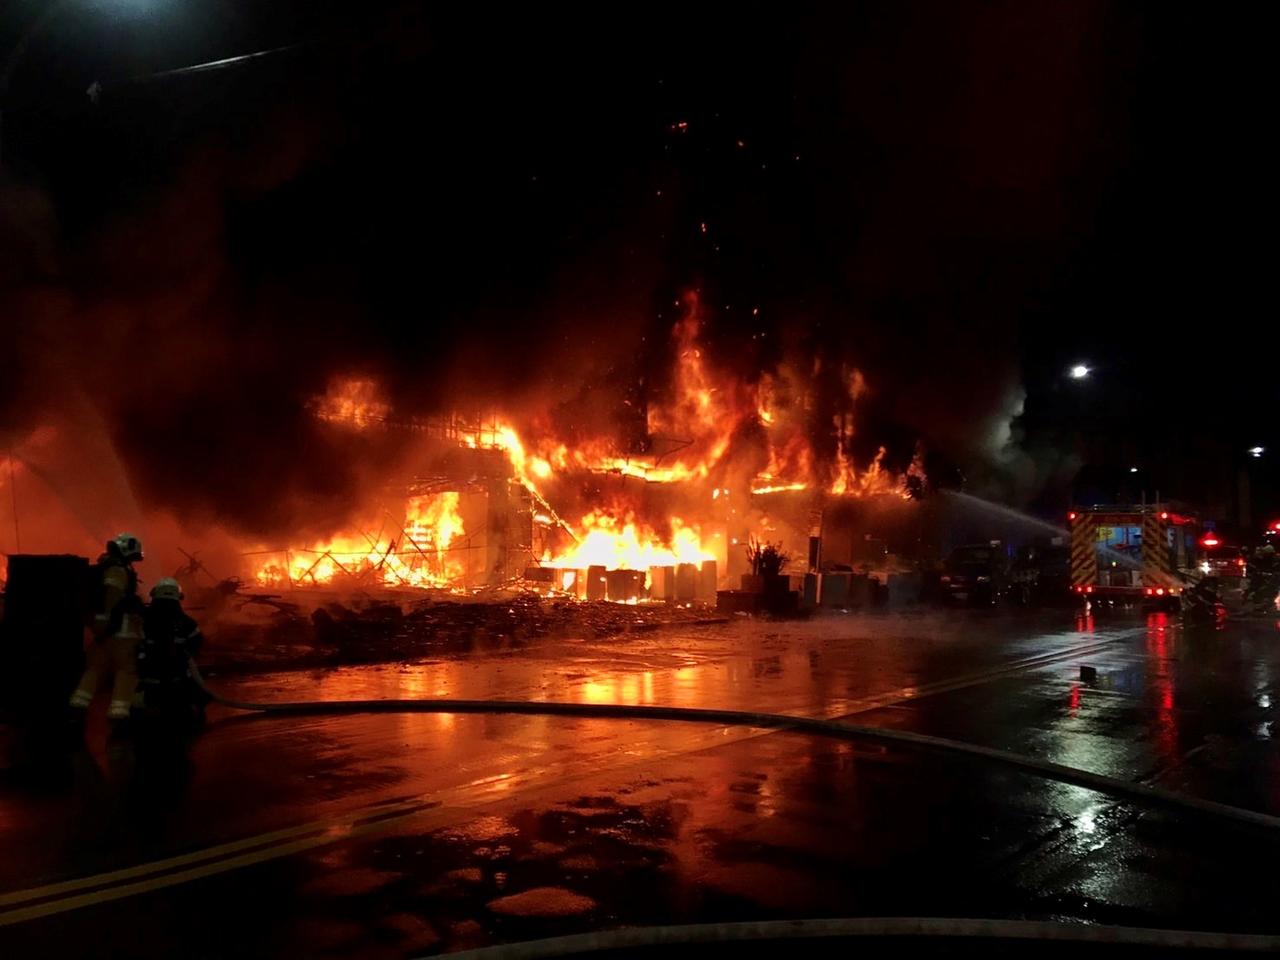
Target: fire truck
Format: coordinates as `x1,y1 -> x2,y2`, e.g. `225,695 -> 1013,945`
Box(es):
1069,504 -> 1201,603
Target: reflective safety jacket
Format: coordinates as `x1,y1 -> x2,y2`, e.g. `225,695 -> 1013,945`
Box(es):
93,554 -> 144,642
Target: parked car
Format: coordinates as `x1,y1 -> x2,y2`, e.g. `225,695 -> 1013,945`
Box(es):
1200,544 -> 1246,579
940,545 -> 1008,604
1009,544 -> 1072,605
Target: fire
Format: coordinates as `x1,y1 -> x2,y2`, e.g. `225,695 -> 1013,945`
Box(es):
750,374 -> 903,498
542,445 -> 712,485
311,377 -> 389,428
642,297 -> 749,481
262,294 -> 917,597
253,491 -> 465,589
543,511 -> 713,572
750,480 -> 808,495
401,492 -> 466,581
754,429 -> 813,495
831,445 -> 893,496
757,389 -> 775,426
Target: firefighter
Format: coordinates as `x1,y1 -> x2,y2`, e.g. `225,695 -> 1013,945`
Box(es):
69,533 -> 146,722
137,577 -> 208,722
1247,543 -> 1280,615
1182,575 -> 1221,620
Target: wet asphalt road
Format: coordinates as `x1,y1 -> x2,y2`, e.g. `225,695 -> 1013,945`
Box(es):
3,607 -> 1280,956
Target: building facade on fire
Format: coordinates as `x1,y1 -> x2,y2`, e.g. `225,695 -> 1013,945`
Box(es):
250,414 -> 535,592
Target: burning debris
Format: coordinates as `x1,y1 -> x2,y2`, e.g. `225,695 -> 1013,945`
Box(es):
203,595 -> 729,674
252,490 -> 466,590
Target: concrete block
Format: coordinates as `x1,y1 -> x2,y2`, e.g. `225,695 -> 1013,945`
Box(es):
586,565 -> 608,601
820,572 -> 852,607
801,573 -> 819,609
887,572 -> 921,605
849,574 -> 873,607
716,590 -> 761,614
675,563 -> 698,602
649,566 -> 676,601
697,560 -> 718,600
606,569 -> 643,602
523,566 -> 556,584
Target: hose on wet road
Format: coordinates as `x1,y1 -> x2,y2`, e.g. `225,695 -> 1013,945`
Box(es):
189,661 -> 1280,833
428,917 -> 1280,958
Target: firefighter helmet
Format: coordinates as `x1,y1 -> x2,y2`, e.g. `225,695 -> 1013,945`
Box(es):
150,577 -> 184,602
109,533 -> 144,562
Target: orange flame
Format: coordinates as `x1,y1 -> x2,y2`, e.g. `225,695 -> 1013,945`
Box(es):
831,445 -> 896,496
542,510 -> 714,572
311,377 -> 389,428
270,300 -> 916,593
311,378 -> 389,430
253,491 -> 465,589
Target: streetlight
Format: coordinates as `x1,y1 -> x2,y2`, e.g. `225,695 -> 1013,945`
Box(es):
1129,467 -> 1139,473
1069,363 -> 1091,380
0,2 -> 154,164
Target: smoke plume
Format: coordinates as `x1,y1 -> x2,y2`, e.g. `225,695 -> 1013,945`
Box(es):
1,1 -> 1126,568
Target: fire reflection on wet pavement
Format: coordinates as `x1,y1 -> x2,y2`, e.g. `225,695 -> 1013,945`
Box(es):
3,611 -> 1280,956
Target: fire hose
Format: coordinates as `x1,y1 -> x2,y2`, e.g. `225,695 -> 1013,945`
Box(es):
188,661 -> 1280,832
185,663 -> 1280,954
430,917 -> 1280,957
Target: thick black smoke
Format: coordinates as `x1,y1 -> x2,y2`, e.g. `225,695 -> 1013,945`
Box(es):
1,1 -> 1132,543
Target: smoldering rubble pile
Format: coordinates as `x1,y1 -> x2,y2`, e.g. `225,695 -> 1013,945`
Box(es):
201,596 -> 725,673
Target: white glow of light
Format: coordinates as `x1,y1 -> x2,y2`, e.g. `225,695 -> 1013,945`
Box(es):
1070,364 -> 1091,379
1077,806 -> 1098,835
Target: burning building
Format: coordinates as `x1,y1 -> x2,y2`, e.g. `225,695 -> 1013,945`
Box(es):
245,295 -> 916,603
249,413 -> 535,592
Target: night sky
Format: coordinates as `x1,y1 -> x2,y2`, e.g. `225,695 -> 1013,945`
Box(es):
1,1 -> 1276,535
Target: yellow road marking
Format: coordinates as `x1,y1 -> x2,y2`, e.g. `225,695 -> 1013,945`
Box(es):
0,796 -> 440,909
0,804 -> 439,927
